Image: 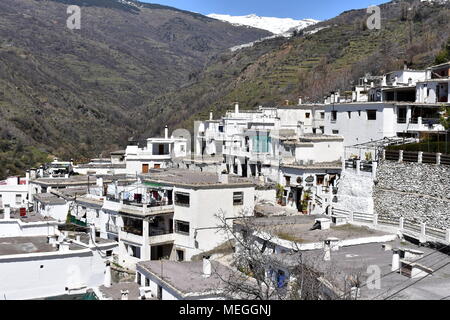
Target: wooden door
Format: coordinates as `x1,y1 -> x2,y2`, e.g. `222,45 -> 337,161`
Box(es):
142,164 -> 149,173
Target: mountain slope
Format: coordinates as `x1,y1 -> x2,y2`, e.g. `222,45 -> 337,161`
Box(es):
0,0 -> 270,172
142,0 -> 450,136
207,14 -> 319,35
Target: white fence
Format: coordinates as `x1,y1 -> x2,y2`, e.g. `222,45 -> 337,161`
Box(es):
330,207 -> 450,244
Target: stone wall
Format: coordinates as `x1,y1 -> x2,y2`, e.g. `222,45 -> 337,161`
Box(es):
334,170 -> 374,214
374,161 -> 450,229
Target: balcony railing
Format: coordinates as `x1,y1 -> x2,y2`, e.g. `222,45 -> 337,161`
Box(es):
121,226 -> 143,236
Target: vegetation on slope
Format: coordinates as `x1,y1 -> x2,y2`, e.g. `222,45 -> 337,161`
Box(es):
143,0 -> 450,135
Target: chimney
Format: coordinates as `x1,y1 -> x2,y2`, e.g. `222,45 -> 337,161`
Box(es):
121,290 -> 129,300
25,170 -> 30,182
48,235 -> 58,247
30,168 -> 37,180
285,100 -> 289,106
218,172 -> 229,184
209,110 -> 213,121
4,205 -> 11,220
323,240 -> 331,261
391,249 -> 400,272
96,177 -> 104,195
104,261 -> 112,288
76,234 -> 81,242
203,255 -> 212,278
235,102 -> 239,114
164,125 -> 169,139
298,97 -> 302,105
404,61 -> 408,70
39,166 -> 44,178
408,78 -> 413,86
327,237 -> 340,251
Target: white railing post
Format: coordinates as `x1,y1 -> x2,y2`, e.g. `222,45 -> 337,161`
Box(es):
418,152 -> 423,164
437,153 -> 441,165
399,217 -> 404,230
421,222 -> 426,237
382,149 -> 386,161
446,229 -> 450,243
373,214 -> 378,226
398,150 -> 403,163
349,211 -> 354,222
372,161 -> 378,180
356,160 -> 361,175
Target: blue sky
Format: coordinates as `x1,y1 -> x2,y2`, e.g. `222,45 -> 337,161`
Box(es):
141,0 -> 388,20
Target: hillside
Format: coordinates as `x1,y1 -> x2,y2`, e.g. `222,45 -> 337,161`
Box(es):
0,0 -> 270,178
142,0 -> 450,136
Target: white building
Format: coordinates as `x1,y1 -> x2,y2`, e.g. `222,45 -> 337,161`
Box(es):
97,169 -> 256,269
0,176 -> 29,209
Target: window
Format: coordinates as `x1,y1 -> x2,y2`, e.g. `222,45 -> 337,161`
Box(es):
367,110 -> 377,120
347,111 -> 352,119
305,113 -> 311,119
174,192 -> 190,207
233,192 -> 244,206
15,194 -> 22,205
320,112 -> 325,119
96,210 -> 99,218
176,249 -> 185,262
331,111 -> 337,122
285,176 -> 291,187
175,220 -> 190,235
320,126 -> 325,133
332,130 -> 339,134
106,250 -> 112,257
145,278 -> 150,287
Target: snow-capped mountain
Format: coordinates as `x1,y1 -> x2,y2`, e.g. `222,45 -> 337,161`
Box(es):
207,13 -> 319,35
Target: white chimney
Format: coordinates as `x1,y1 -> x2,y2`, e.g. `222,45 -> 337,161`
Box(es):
39,166 -> 44,178
104,261 -> 112,288
203,256 -> 212,278
327,237 -> 340,251
76,234 -> 81,242
218,173 -> 229,184
164,125 -> 169,139
121,290 -> 129,300
298,97 -> 302,105
96,176 -> 104,192
235,102 -> 239,114
4,205 -> 11,220
25,170 -> 30,182
209,110 -> 213,121
391,249 -> 400,272
30,169 -> 37,180
48,235 -> 58,247
323,240 -> 331,261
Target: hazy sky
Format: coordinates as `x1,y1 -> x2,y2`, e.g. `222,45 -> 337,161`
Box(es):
141,0 -> 388,20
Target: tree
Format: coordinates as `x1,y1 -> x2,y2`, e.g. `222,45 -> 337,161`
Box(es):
440,105 -> 450,131
212,210 -> 364,300
435,38 -> 450,65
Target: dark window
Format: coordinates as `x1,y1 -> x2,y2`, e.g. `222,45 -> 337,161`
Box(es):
106,250 -> 112,257
219,125 -> 224,133
358,110 -> 361,116
331,111 -> 337,121
122,217 -> 143,236
285,176 -> 291,187
367,110 -> 377,120
145,278 -> 150,287
174,192 -> 190,207
347,111 -> 352,119
320,112 -> 325,119
320,126 -> 325,133
175,220 -> 190,235
137,272 -> 141,284
332,130 -> 339,134
305,113 -> 311,119
233,192 -> 244,206
129,245 -> 141,259
176,250 -> 185,262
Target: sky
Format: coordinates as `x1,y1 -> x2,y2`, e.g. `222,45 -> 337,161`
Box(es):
141,0 -> 389,20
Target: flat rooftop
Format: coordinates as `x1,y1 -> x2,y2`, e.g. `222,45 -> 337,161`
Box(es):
274,240 -> 450,300
141,169 -> 254,188
33,193 -> 66,205
98,282 -> 143,300
0,236 -> 85,256
32,174 -> 137,187
240,215 -> 390,244
137,260 -> 232,297
0,209 -> 57,223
